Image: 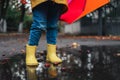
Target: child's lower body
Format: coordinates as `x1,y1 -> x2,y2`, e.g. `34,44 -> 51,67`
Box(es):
26,1 -> 62,66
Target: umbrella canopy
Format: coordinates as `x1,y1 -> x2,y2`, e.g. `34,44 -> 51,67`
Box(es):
60,0 -> 110,24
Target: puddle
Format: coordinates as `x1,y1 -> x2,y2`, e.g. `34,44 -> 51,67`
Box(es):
0,45 -> 120,80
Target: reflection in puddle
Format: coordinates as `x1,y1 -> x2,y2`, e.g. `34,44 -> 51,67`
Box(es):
26,66 -> 38,80
0,45 -> 120,80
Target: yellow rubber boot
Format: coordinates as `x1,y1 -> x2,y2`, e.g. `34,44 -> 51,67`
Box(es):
26,44 -> 38,66
46,44 -> 62,64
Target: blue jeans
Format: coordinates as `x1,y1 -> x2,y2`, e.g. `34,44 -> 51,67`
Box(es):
28,1 -> 62,45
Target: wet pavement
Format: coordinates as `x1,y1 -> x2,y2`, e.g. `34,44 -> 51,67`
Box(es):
0,44 -> 120,80
0,33 -> 120,59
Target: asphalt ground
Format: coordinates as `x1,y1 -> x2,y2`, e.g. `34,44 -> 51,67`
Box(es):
0,33 -> 120,60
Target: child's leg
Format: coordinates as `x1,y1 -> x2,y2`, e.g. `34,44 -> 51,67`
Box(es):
28,3 -> 48,46
26,3 -> 48,66
46,3 -> 62,44
46,3 -> 62,64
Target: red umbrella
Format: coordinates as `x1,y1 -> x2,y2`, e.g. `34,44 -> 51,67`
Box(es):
60,0 -> 110,24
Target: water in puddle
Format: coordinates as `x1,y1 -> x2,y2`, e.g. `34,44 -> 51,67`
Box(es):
0,45 -> 120,80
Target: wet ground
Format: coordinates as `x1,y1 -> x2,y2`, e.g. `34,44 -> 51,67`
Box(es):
1,33 -> 120,59
0,44 -> 120,80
